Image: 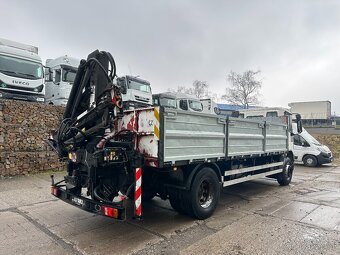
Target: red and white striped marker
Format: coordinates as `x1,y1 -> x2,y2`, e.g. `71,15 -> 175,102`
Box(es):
134,167 -> 142,218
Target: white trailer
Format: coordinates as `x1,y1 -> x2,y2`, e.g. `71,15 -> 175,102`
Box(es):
45,56 -> 80,105
288,101 -> 331,120
0,38 -> 45,102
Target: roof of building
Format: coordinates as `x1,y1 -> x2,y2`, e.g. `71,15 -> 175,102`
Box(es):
217,104 -> 247,111
217,104 -> 256,111
288,100 -> 331,106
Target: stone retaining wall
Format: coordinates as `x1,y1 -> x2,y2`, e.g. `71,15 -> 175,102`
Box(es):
0,100 -> 65,176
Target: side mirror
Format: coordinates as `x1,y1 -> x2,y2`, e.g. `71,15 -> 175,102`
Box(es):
52,70 -> 60,85
44,67 -> 51,81
214,107 -> 221,115
296,114 -> 303,133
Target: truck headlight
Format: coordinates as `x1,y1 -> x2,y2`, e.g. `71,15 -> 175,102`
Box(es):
316,146 -> 327,153
34,84 -> 44,92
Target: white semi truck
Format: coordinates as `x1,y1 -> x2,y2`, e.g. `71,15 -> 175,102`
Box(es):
0,38 -> 45,102
45,56 -> 80,105
116,75 -> 152,110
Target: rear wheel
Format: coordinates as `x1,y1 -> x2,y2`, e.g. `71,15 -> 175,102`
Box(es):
303,155 -> 318,167
142,191 -> 156,202
168,168 -> 220,219
169,189 -> 186,214
188,168 -> 220,219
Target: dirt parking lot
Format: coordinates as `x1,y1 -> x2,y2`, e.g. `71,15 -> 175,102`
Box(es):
1,164 -> 339,255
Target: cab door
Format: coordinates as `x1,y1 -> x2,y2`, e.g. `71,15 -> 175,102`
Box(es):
293,134 -> 310,162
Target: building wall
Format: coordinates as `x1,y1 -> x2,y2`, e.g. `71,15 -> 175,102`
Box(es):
0,100 -> 65,176
289,101 -> 331,120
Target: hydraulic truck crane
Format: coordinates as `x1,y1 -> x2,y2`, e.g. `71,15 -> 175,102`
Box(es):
48,50 -> 302,220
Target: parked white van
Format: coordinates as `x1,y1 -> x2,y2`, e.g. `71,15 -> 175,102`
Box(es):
291,123 -> 332,167
239,107 -> 333,167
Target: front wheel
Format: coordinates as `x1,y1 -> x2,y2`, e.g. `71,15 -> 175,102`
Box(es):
303,155 -> 318,167
277,158 -> 293,186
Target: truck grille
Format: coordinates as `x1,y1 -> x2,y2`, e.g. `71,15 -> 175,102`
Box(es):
134,95 -> 149,103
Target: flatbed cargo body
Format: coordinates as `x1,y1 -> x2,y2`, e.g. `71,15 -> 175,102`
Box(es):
118,107 -> 289,167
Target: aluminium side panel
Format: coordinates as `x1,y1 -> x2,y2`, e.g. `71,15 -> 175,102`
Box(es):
264,121 -> 288,152
227,118 -> 265,156
162,108 -> 226,164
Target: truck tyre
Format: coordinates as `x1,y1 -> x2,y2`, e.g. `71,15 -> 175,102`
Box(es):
142,191 -> 156,202
187,167 -> 220,219
303,155 -> 318,167
169,189 -> 186,214
277,158 -> 293,186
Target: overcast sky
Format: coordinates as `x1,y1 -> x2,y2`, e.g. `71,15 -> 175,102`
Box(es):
1,0 -> 340,114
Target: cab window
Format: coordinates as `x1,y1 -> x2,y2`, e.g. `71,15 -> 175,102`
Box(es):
293,134 -> 309,147
54,69 -> 61,84
153,97 -> 159,105
179,99 -> 188,110
246,115 -> 264,119
266,111 -> 278,117
189,100 -> 203,112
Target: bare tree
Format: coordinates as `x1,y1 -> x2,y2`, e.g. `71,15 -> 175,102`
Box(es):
223,70 -> 262,108
169,80 -> 210,98
167,85 -> 187,93
188,80 -> 209,98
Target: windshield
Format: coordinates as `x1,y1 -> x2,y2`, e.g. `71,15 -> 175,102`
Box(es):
0,55 -> 43,79
62,68 -> 77,83
127,79 -> 151,93
189,100 -> 203,112
160,97 -> 177,108
303,131 -> 321,146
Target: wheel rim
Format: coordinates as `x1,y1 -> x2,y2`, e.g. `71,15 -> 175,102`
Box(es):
198,180 -> 214,208
306,158 -> 313,165
286,164 -> 292,178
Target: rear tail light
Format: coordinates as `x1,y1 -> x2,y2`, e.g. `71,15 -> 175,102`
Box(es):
101,206 -> 119,219
51,186 -> 60,196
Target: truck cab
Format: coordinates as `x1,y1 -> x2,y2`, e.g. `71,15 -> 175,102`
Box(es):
175,93 -> 203,112
0,38 -> 45,103
117,75 -> 152,110
153,92 -> 203,112
152,92 -> 177,109
200,98 -> 219,114
45,56 -> 80,105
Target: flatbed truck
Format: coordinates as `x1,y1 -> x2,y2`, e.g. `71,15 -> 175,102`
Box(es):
48,50 -> 302,220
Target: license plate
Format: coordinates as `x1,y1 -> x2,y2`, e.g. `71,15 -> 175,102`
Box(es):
72,197 -> 84,206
